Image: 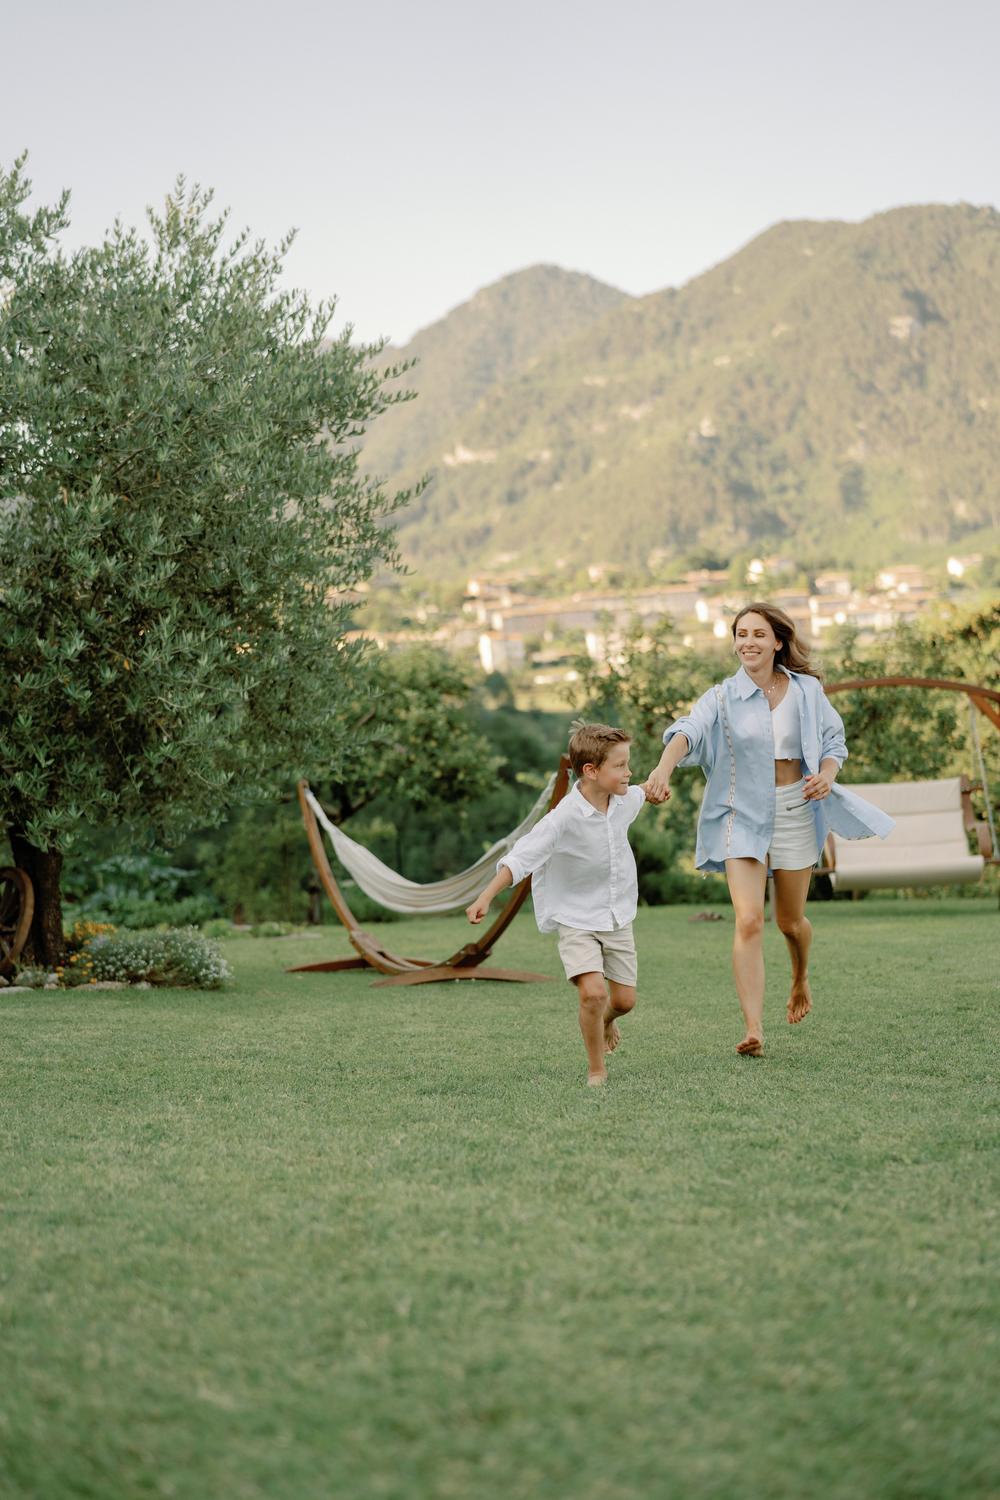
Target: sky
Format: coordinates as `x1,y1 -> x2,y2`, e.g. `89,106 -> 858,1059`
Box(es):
3,0 -> 999,346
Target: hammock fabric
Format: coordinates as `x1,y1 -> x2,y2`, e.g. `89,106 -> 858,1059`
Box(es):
305,773 -> 558,914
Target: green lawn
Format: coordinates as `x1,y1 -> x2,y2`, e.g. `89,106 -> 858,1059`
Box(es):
2,900 -> 998,1500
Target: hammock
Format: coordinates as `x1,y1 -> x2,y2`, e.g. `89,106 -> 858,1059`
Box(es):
304,773 -> 558,914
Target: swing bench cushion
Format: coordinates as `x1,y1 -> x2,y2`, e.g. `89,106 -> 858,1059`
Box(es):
823,777 -> 988,891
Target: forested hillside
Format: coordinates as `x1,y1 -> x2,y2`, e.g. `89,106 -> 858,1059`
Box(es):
366,204 -> 1000,579
363,264 -> 629,480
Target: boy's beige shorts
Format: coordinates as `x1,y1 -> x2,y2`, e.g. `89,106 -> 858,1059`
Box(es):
554,922 -> 637,986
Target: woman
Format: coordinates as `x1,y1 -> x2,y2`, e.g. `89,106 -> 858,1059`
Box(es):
644,603 -> 893,1057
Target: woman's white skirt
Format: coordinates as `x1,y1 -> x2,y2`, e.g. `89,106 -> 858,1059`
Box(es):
768,778 -> 819,870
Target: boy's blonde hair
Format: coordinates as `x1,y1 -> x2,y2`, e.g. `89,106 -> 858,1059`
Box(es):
568,721 -> 631,777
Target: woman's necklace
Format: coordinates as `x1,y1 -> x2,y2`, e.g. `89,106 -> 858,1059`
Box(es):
763,673 -> 782,701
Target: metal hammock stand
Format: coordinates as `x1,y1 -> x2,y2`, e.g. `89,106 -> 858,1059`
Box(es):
289,756 -> 572,987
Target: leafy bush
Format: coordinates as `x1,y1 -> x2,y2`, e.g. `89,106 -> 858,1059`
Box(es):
183,802 -> 314,925
200,919 -> 251,940
86,928 -> 231,989
63,852 -> 222,930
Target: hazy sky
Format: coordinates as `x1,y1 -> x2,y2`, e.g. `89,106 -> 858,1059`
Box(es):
4,0 -> 998,345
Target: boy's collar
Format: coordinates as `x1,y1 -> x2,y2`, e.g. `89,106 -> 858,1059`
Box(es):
572,782 -> 599,816
572,781 -> 628,816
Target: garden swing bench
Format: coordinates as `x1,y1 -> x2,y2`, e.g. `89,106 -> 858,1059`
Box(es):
819,676 -> 1000,895
288,757 -> 572,986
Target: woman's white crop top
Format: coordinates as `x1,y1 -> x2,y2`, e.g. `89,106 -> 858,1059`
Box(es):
770,687 -> 803,760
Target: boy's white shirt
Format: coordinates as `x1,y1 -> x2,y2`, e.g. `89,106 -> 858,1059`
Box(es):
498,782 -> 646,934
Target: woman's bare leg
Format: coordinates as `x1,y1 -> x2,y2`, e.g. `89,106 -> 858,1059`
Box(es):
772,866 -> 814,1023
725,858 -> 768,1051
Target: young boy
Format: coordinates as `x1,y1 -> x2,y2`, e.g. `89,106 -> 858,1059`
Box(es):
467,723 -> 658,1087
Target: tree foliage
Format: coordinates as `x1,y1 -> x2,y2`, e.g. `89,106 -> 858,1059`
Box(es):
314,646 -> 501,823
0,156 -> 415,955
0,157 -> 414,848
831,601 -> 1000,793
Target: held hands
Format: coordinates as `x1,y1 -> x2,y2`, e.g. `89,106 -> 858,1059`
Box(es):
643,768 -> 673,805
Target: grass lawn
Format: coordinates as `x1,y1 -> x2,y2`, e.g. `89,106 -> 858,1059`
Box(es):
2,898 -> 998,1499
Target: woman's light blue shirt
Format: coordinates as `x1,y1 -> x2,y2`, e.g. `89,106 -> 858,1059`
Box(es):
663,666 -> 895,873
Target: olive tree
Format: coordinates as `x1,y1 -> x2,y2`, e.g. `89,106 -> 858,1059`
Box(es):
0,156 -> 415,962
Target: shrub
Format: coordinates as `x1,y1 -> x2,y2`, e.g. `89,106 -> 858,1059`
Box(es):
63,853 -> 221,930
65,919 -> 117,951
86,928 -> 231,989
200,918 -> 250,940
62,949 -> 99,986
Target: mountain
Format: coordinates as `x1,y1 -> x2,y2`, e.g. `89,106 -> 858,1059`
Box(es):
363,265 -> 630,480
364,205 -> 1000,580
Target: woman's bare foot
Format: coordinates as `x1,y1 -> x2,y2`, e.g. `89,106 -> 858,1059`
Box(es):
787,979 -> 812,1024
604,1017 -> 621,1054
587,1070 -> 607,1087
736,1035 -> 764,1057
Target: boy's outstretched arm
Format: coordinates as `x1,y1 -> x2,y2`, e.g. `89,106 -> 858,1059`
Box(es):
467,806 -> 561,923
466,864 -> 513,924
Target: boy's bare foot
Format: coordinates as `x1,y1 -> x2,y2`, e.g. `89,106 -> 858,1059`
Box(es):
787,979 -> 812,1024
604,1017 -> 621,1054
736,1035 -> 764,1057
587,1070 -> 607,1087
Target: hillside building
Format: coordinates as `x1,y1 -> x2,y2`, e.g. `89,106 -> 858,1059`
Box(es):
812,572 -> 853,598
876,565 -> 928,595
478,633 -> 526,673
488,583 -> 708,642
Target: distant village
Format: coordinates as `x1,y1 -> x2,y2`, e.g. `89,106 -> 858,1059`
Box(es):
352,551 -> 984,690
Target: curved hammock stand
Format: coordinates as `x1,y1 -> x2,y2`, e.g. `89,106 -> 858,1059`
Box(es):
289,756 -> 572,987
822,676 -> 1000,893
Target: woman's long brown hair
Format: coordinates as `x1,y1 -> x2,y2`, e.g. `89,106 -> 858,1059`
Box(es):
731,602 -> 822,679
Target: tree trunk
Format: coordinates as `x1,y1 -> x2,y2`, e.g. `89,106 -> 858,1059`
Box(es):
8,831 -> 64,968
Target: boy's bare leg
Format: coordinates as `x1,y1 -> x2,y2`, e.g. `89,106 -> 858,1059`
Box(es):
604,982 -> 637,1053
725,858 -> 768,1054
772,866 -> 814,1022
574,972 -> 609,1084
